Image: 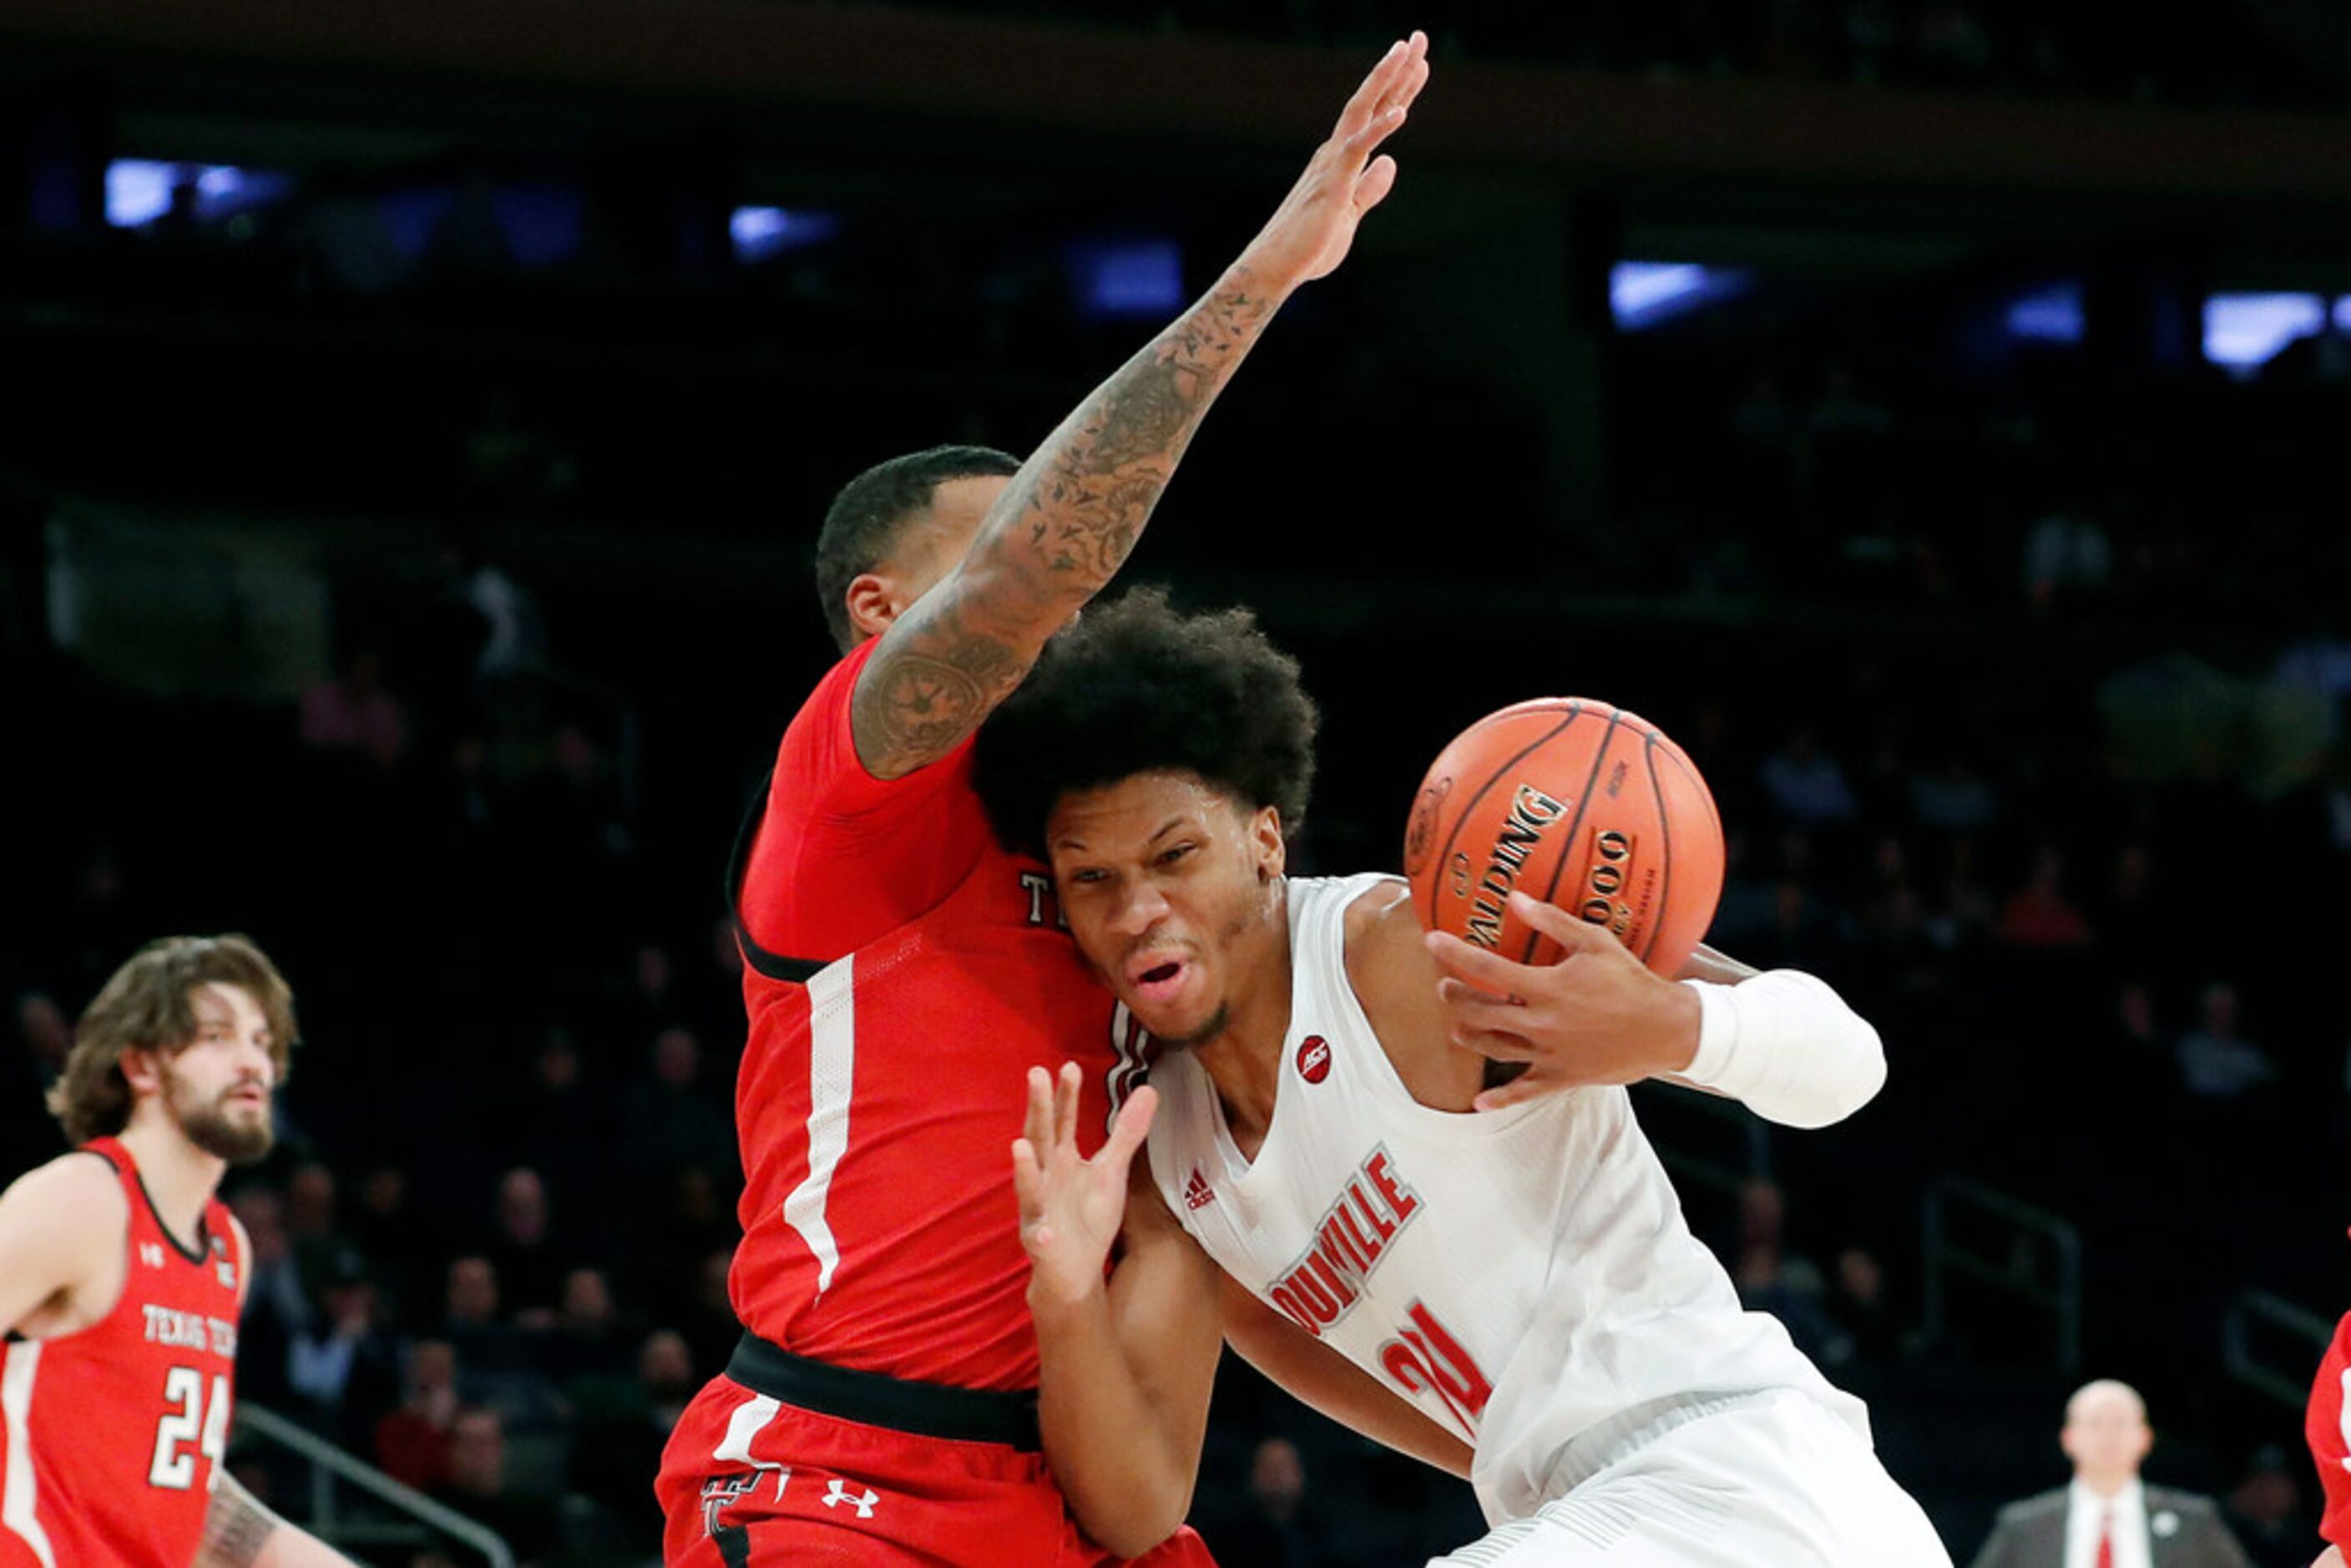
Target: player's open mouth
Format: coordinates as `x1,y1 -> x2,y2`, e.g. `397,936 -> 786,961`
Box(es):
1129,955 -> 1191,1004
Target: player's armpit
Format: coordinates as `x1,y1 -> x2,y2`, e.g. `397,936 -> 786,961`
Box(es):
195,1473 -> 357,1568
0,1154 -> 126,1338
1220,1275 -> 1474,1479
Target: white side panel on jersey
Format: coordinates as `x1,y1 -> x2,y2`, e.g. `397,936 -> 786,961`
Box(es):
783,956 -> 855,1295
1105,1002 -> 1152,1132
2338,1365 -> 2350,1473
713,1393 -> 783,1467
0,1341 -> 57,1568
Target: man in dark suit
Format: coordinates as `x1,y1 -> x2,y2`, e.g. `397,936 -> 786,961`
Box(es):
1973,1380 -> 2253,1568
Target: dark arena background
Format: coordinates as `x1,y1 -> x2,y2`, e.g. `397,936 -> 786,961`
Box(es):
4,2 -> 2349,1563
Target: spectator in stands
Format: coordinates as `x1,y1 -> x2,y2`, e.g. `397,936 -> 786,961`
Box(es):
1995,845 -> 2094,949
1727,1177 -> 1848,1365
300,648 -> 407,769
349,1161 -> 432,1325
1825,1245 -> 1901,1367
541,1266 -> 632,1385
286,1251 -> 401,1448
1970,1380 -> 2253,1568
1759,726 -> 1859,826
2222,1444 -> 2313,1568
486,1167 -> 564,1326
442,1253 -> 525,1371
377,1339 -> 461,1491
286,1159 -> 354,1302
2174,982 -> 2275,1101
432,1406 -> 560,1568
1195,1435 -> 1326,1567
620,1026 -> 729,1182
570,1329 -> 696,1544
230,1184 -> 305,1406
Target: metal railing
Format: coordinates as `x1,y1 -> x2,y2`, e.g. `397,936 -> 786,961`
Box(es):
2224,1289 -> 2334,1410
235,1403 -> 514,1568
1921,1176 -> 2083,1375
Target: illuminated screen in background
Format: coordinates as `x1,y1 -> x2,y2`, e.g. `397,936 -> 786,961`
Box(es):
1066,239 -> 1186,319
2202,291 -> 2351,375
104,159 -> 293,228
730,205 -> 844,264
1609,261 -> 1752,331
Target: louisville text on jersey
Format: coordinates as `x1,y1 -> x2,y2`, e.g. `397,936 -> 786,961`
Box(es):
1265,1145 -> 1423,1337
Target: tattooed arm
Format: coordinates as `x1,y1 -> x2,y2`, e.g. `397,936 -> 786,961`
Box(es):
195,1471 -> 359,1568
851,30 -> 1430,780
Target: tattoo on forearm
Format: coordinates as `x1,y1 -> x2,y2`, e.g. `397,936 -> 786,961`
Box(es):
854,268 -> 1279,777
195,1473 -> 279,1568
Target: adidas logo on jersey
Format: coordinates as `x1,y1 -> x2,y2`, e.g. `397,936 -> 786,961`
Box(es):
1183,1168 -> 1216,1211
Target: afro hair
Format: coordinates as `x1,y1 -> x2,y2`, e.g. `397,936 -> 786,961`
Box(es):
973,587 -> 1318,862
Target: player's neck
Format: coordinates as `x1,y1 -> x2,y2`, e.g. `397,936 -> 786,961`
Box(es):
1193,885 -> 1296,1152
116,1119 -> 227,1252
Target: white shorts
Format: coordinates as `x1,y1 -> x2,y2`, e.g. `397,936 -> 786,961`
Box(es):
1431,1391 -> 1951,1567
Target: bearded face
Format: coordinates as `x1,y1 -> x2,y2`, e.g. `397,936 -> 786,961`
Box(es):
159,1048 -> 276,1166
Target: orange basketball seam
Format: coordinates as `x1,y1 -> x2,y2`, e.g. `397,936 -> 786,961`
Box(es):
1424,703 -> 1584,938
1524,707 -> 1625,965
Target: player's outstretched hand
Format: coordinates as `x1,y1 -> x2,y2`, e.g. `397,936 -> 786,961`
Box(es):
1239,29 -> 1429,292
1425,890 -> 1703,1111
1012,1062 -> 1156,1308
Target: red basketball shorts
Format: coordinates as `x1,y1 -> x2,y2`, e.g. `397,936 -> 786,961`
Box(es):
658,1338 -> 1217,1568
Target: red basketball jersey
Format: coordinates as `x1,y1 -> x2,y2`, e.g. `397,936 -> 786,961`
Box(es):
726,640 -> 1147,1390
2313,1308 -> 2351,1549
0,1138 -> 244,1568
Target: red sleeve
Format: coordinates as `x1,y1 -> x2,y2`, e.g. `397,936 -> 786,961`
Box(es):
738,639 -> 993,961
2313,1310 -> 2351,1547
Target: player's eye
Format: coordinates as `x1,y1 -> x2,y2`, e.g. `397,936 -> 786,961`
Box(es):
1066,867 -> 1110,886
1156,843 -> 1196,867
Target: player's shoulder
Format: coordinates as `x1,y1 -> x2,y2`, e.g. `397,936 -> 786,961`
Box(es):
0,1151 -> 129,1261
2,1149 -> 128,1219
1337,873 -> 1418,952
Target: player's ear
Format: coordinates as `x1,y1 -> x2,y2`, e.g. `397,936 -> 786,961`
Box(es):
118,1047 -> 162,1098
1252,807 -> 1286,883
844,573 -> 900,642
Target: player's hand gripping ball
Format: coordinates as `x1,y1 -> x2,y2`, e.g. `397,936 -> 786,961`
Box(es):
1403,699 -> 1725,975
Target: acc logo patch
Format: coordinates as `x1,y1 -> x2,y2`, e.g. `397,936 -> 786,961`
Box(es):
1296,1034 -> 1332,1085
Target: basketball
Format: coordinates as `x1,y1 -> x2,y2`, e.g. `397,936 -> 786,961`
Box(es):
1403,698 -> 1726,975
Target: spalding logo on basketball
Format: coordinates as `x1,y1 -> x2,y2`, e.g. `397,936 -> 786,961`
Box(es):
1296,1034 -> 1332,1085
1403,698 -> 1724,975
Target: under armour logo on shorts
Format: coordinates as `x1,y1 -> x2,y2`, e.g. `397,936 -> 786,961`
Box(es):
822,1479 -> 880,1519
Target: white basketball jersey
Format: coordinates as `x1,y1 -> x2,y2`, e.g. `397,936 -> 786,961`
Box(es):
1144,873 -> 1871,1525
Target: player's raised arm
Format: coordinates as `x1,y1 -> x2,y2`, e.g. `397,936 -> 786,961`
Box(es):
1013,1065 -> 1225,1555
851,30 -> 1429,780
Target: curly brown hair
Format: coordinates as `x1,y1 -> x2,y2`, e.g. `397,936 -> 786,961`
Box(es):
48,934 -> 298,1144
972,587 -> 1319,860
